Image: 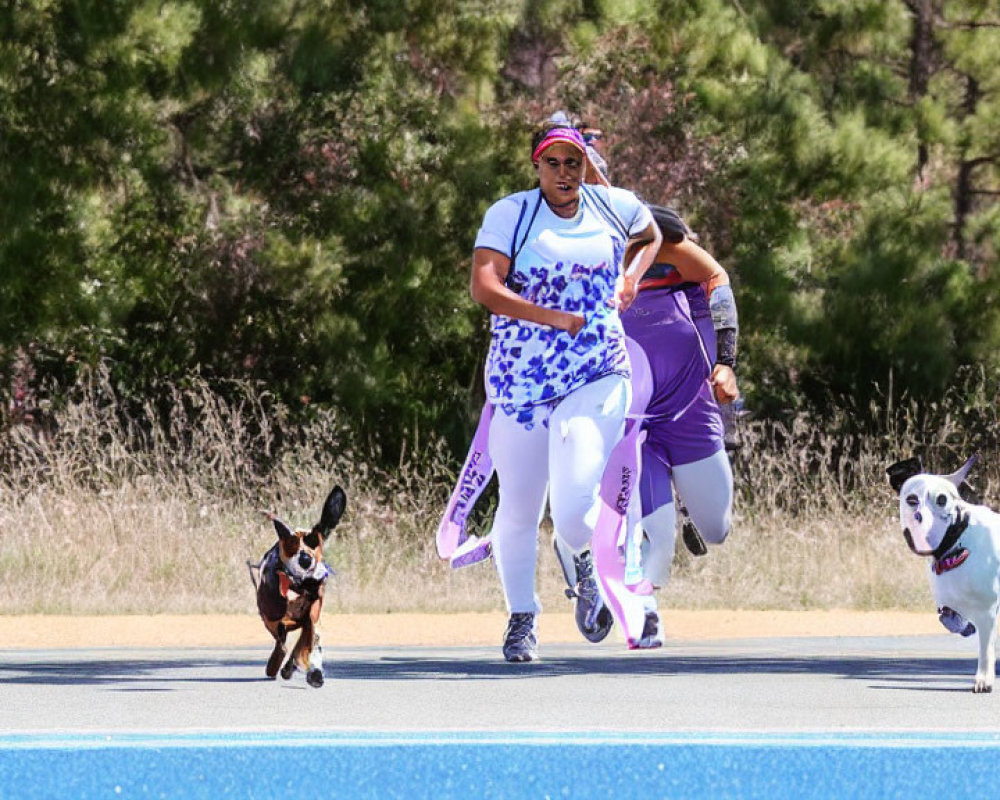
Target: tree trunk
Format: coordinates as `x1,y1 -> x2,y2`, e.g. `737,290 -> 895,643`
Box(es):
906,0 -> 935,181
953,76 -> 981,266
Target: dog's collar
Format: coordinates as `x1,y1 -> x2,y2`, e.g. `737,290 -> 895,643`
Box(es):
931,508 -> 969,561
933,546 -> 970,575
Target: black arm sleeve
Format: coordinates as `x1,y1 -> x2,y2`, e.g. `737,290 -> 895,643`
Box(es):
715,327 -> 737,369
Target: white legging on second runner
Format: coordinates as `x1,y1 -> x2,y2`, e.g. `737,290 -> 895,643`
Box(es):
489,374 -> 630,615
637,449 -> 733,587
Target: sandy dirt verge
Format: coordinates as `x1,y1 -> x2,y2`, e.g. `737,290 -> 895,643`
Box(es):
0,610 -> 944,649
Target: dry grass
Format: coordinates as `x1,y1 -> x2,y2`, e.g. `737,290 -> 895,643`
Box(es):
2,367 -> 999,616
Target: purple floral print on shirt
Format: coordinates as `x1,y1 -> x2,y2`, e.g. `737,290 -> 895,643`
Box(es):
487,246 -> 629,430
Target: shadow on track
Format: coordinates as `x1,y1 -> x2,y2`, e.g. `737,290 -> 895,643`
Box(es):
0,650 -> 974,692
334,653 -> 972,691
0,657 -> 264,687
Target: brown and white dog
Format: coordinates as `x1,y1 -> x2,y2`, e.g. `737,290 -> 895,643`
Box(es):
252,486 -> 346,687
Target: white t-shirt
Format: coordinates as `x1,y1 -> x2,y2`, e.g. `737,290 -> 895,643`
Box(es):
475,185 -> 652,427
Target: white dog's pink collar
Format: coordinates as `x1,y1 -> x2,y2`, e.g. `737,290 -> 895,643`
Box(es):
933,547 -> 970,575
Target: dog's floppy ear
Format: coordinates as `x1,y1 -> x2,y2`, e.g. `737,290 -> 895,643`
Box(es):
313,485 -> 347,540
886,456 -> 923,494
266,513 -> 296,541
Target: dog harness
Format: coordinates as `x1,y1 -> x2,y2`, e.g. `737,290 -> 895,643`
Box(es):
260,544 -> 330,598
256,544 -> 330,626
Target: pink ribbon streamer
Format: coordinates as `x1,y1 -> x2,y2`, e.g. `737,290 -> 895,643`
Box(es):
591,418 -> 656,647
590,337 -> 656,646
436,402 -> 494,563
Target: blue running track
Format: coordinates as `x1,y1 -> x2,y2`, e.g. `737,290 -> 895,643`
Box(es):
2,730 -> 999,799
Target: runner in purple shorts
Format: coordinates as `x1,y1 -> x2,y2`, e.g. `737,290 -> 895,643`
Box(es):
571,123 -> 740,596
536,120 -> 740,643
550,202 -> 740,647
622,204 -> 740,623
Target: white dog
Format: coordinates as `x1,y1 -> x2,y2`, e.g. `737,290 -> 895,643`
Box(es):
889,454 -> 1000,693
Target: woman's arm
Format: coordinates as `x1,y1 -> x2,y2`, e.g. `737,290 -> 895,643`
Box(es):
658,237 -> 726,285
470,247 -> 585,336
656,238 -> 740,404
617,221 -> 662,311
671,243 -> 740,404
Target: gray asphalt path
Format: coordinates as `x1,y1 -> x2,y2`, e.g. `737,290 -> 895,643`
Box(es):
1,635 -> 996,733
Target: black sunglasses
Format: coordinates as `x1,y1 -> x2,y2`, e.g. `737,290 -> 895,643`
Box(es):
582,131 -> 603,143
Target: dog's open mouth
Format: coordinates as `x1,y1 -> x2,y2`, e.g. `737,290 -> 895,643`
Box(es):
902,528 -> 934,557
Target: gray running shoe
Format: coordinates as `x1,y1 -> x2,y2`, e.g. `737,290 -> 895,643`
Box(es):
630,610 -> 664,650
552,535 -> 614,643
570,549 -> 614,643
502,612 -> 538,663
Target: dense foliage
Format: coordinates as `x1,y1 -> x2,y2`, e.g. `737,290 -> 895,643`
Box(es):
2,0 -> 999,463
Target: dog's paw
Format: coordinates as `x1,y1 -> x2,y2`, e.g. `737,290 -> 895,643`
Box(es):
280,661 -> 297,680
306,668 -> 325,688
938,607 -> 976,637
973,676 -> 993,694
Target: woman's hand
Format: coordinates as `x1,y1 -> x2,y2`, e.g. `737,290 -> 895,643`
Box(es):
618,220 -> 661,311
615,273 -> 639,312
710,364 -> 739,405
565,313 -> 585,337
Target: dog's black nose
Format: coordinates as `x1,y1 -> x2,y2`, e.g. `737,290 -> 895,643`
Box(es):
298,551 -> 313,569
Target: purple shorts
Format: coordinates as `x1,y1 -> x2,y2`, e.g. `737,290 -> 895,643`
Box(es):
621,285 -> 724,514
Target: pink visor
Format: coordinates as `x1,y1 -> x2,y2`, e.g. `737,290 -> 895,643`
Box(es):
532,127 -> 587,164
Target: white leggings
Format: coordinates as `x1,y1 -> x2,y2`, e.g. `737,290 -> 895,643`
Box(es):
638,449 -> 733,587
490,375 -> 630,614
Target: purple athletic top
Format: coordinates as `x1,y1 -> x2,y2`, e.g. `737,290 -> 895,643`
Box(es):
621,286 -> 712,423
